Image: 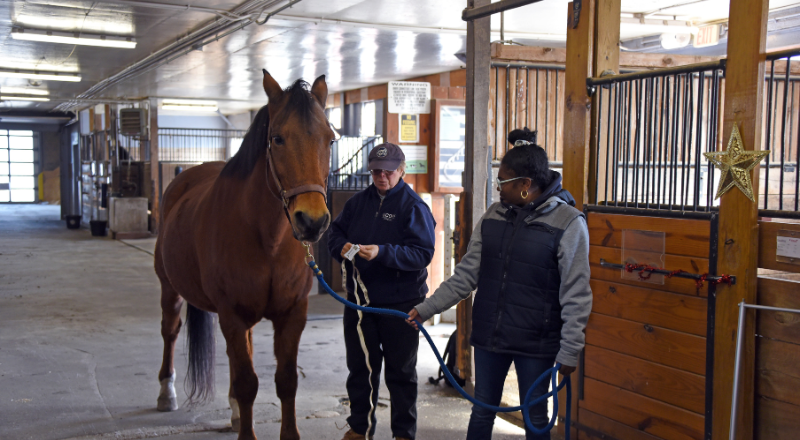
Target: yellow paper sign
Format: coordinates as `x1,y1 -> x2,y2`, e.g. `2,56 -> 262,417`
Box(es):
400,114 -> 418,143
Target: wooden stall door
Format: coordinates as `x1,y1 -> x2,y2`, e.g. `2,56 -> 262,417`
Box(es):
755,221 -> 800,440
577,210 -> 714,440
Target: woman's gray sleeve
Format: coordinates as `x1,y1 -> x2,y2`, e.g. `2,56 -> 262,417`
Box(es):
414,219 -> 483,322
555,215 -> 593,367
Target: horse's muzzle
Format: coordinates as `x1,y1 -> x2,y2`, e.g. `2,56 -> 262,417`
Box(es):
292,211 -> 331,242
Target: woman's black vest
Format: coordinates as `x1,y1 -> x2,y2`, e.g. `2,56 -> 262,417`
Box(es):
471,206 -> 569,357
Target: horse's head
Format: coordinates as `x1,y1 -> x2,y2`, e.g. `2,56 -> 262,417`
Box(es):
262,70 -> 334,243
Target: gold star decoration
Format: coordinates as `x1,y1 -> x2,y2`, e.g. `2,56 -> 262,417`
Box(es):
703,124 -> 770,202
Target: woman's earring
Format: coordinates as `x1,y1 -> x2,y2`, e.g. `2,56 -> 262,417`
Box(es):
521,190 -> 529,199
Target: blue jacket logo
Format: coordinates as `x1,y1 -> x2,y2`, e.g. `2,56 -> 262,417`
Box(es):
382,213 -> 396,221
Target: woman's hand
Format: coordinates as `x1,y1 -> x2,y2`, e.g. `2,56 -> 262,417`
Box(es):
559,364 -> 576,377
340,243 -> 353,259
357,244 -> 380,261
406,308 -> 421,330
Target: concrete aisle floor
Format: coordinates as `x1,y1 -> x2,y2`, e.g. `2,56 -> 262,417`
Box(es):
0,205 -> 533,440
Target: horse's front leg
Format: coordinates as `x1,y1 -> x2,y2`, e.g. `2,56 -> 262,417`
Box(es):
272,298 -> 308,440
220,313 -> 259,440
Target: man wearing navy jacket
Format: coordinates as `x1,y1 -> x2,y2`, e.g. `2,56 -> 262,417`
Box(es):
328,143 -> 436,440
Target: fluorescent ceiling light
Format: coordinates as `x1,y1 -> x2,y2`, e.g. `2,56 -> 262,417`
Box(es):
1,96 -> 51,102
0,87 -> 49,96
161,105 -> 219,112
11,28 -> 136,49
0,69 -> 81,82
162,99 -> 218,112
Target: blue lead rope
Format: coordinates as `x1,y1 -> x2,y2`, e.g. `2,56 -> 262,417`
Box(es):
307,260 -> 571,439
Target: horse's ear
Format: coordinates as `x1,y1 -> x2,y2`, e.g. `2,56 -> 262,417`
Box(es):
310,75 -> 328,108
262,69 -> 283,102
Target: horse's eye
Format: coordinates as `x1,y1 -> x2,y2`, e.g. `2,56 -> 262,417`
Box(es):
272,136 -> 284,146
329,139 -> 335,147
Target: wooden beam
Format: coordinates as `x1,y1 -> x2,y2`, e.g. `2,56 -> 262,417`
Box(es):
148,97 -> 160,234
459,0 -> 491,389
588,0 -> 620,204
562,0 -> 594,210
559,3 -> 594,437
713,0 -> 770,439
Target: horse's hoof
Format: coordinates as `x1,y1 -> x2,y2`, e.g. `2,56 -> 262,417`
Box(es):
231,417 -> 241,433
157,395 -> 179,412
232,418 -> 256,433
157,372 -> 178,411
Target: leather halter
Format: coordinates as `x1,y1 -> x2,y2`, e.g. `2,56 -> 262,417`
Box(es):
264,132 -> 327,224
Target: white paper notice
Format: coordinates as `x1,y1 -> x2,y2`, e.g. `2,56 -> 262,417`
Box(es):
776,235 -> 800,259
388,81 -> 431,114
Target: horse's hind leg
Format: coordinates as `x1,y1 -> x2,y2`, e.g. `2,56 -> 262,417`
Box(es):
273,299 -> 308,440
230,328 -> 254,433
156,254 -> 183,411
220,314 -> 259,440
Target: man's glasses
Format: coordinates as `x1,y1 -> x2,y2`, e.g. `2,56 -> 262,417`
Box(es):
495,176 -> 529,189
371,169 -> 397,177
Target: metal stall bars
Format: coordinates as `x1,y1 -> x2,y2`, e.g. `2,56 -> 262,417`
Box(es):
587,60 -> 727,213
761,48 -> 800,216
327,135 -> 382,191
157,127 -> 246,194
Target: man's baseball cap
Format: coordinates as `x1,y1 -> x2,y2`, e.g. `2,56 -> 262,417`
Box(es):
368,143 -> 405,171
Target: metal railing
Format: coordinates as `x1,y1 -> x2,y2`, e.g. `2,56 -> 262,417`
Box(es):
328,136 -> 382,191
761,48 -> 800,212
491,63 -> 564,162
587,61 -> 727,212
157,128 -> 246,163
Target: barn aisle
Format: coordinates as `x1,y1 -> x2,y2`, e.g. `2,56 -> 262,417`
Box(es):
0,205 -> 529,440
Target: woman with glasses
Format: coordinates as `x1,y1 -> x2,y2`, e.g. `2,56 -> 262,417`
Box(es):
328,142 -> 436,440
407,128 -> 592,440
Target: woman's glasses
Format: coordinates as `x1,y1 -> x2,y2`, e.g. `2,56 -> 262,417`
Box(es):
371,169 -> 397,177
495,176 -> 529,189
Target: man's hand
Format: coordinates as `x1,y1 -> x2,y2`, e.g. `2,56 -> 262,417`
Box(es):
558,364 -> 576,377
358,244 -> 380,261
406,309 -> 421,330
340,243 -> 353,259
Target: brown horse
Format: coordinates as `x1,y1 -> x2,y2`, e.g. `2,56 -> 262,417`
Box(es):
154,71 -> 334,440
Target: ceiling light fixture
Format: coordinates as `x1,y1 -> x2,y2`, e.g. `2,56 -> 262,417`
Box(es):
0,68 -> 81,82
161,99 -> 218,112
11,28 -> 137,49
1,96 -> 51,102
0,87 -> 49,96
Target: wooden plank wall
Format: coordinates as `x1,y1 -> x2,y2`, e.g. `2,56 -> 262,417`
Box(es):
581,212 -> 711,440
489,67 -> 565,162
754,221 -> 800,440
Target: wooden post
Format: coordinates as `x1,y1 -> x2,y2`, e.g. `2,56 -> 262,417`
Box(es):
560,1 -> 594,438
588,0 -> 620,205
149,97 -> 160,234
713,1 -> 769,439
562,0 -> 594,212
459,0 -> 491,389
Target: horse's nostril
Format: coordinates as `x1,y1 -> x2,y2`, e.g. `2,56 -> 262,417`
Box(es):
294,212 -> 329,233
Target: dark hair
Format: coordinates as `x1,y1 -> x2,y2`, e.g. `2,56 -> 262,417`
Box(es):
501,127 -> 551,190
508,127 -> 538,146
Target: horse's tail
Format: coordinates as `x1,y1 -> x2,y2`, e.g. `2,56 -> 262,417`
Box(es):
184,303 -> 216,405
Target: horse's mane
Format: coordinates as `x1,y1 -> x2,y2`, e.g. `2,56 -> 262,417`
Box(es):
220,79 -> 316,179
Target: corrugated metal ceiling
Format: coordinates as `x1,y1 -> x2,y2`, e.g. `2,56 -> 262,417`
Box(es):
0,0 -> 798,115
